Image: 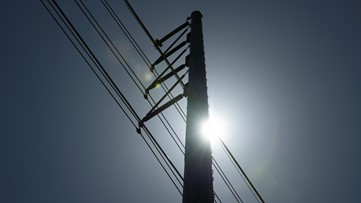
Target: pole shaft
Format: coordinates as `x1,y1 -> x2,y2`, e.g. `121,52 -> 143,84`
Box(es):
183,11 -> 213,203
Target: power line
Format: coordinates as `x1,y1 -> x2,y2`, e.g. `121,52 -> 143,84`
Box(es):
39,0 -> 137,129
101,0 -> 152,67
75,0 -> 145,92
68,1 -> 187,192
79,1 -> 249,202
43,1 -> 207,201
104,0 -> 187,121
218,137 -> 265,203
118,2 -> 249,202
120,0 -> 188,120
213,158 -> 244,203
102,0 -> 188,144
42,0 -> 185,196
75,0 -> 186,155
43,1 -> 264,203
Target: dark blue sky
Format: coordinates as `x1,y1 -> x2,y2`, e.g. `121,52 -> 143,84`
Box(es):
2,1 -> 361,202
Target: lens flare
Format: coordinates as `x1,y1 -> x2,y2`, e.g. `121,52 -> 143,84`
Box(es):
200,117 -> 226,142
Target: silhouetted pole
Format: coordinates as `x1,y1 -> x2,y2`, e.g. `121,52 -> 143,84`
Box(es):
182,11 -> 213,203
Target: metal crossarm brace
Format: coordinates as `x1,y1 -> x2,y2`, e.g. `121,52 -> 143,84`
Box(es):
155,21 -> 190,47
144,70 -> 187,110
140,72 -> 187,125
140,93 -> 185,126
164,28 -> 190,56
122,0 -> 186,88
150,44 -> 188,73
146,64 -> 186,94
153,40 -> 188,66
139,94 -> 184,126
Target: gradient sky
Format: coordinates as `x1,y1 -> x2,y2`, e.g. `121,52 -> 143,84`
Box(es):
2,1 -> 361,203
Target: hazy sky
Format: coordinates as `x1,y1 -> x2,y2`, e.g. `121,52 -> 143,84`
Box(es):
2,1 -> 361,203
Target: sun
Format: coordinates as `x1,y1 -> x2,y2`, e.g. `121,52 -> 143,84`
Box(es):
200,116 -> 227,142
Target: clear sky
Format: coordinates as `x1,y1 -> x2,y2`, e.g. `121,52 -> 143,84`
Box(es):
1,1 -> 360,203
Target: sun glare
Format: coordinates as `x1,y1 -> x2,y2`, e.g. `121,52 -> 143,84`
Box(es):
200,116 -> 226,142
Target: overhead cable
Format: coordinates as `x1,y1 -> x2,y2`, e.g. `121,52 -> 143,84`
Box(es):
42,0 -> 184,196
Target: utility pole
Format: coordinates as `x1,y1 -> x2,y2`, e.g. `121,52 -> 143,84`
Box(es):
122,7 -> 214,202
183,11 -> 214,203
44,1 -> 266,202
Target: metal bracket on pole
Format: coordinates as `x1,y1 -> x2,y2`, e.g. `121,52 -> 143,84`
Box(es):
153,40 -> 188,66
151,21 -> 190,70
139,93 -> 185,127
155,21 -> 190,47
145,49 -> 189,98
145,64 -> 186,96
139,70 -> 188,128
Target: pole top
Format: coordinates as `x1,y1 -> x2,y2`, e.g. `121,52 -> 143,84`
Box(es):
191,10 -> 203,18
